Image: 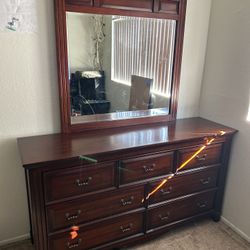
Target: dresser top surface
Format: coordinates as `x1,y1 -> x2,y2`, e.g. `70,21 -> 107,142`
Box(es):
17,117 -> 236,167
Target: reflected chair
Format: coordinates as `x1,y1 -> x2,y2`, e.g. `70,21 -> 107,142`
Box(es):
129,75 -> 153,111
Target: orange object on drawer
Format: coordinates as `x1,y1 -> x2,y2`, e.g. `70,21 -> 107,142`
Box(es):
177,143 -> 222,171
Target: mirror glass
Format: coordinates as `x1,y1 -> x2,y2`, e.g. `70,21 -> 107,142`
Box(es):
66,12 -> 176,124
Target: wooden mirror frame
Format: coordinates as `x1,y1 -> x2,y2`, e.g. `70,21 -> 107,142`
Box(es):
54,0 -> 187,133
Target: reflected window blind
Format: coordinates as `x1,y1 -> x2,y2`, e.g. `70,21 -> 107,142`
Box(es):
111,16 -> 176,97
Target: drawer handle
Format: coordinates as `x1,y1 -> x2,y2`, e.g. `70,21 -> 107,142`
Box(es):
195,154 -> 207,161
67,239 -> 82,249
65,210 -> 82,221
76,177 -> 92,187
121,196 -> 134,206
160,186 -> 173,195
143,163 -> 156,173
197,201 -> 208,208
120,223 -> 133,233
159,212 -> 170,221
200,177 -> 211,185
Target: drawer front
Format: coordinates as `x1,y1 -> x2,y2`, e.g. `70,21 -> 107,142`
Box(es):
49,212 -> 144,250
177,143 -> 222,171
148,190 -> 216,230
66,0 -> 93,6
154,0 -> 180,15
94,0 -> 154,12
46,185 -> 144,232
149,166 -> 219,204
44,162 -> 115,202
120,152 -> 173,184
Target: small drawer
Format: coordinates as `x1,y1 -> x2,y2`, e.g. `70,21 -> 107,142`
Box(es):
154,0 -> 180,15
120,152 -> 174,184
149,166 -> 219,204
46,185 -> 144,232
65,0 -> 93,6
148,190 -> 216,230
44,162 -> 115,203
177,143 -> 222,171
49,211 -> 144,250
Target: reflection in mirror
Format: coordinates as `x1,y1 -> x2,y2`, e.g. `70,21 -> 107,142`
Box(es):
66,12 -> 176,124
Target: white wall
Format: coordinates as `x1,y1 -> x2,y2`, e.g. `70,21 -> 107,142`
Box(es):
0,0 -> 212,244
177,0 -> 212,118
67,13 -> 95,72
200,0 -> 250,241
0,0 -> 60,245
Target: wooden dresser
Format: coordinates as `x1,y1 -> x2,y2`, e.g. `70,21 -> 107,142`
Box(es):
18,118 -> 236,250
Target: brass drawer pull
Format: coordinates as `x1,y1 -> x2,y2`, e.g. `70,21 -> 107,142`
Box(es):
65,210 -> 82,221
160,186 -> 173,195
195,154 -> 207,161
143,163 -> 156,173
197,201 -> 208,208
158,212 -> 170,221
120,223 -> 133,233
67,239 -> 82,249
200,177 -> 211,185
121,196 -> 134,206
76,177 -> 92,187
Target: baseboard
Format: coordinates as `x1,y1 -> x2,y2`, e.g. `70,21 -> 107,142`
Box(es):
221,216 -> 250,243
0,234 -> 30,247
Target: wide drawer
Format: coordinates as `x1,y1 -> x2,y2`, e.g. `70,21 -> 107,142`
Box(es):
148,190 -> 216,230
44,162 -> 115,203
148,166 -> 219,204
177,143 -> 222,171
46,185 -> 144,232
120,152 -> 173,184
49,211 -> 144,250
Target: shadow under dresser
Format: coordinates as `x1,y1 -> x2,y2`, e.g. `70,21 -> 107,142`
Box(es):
17,118 -> 237,250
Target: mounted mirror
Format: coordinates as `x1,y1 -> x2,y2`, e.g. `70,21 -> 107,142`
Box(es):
54,0 -> 187,133
67,13 -> 176,125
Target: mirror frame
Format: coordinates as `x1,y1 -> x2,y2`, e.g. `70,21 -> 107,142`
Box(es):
54,0 -> 187,133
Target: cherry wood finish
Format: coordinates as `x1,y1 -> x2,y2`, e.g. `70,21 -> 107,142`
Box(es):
154,0 -> 180,14
120,152 -> 173,184
54,0 -> 187,133
177,143 -> 223,171
46,185 -> 144,232
18,118 -> 237,250
147,189 -> 216,230
49,211 -> 144,249
148,165 -> 219,204
94,0 -> 154,12
44,162 -> 116,202
17,118 -> 235,167
65,0 -> 93,6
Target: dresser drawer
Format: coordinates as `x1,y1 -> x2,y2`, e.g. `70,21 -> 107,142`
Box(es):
46,185 -> 144,232
148,190 -> 216,230
44,162 -> 115,203
148,166 -> 219,204
177,143 -> 222,171
49,211 -> 144,250
120,152 -> 173,184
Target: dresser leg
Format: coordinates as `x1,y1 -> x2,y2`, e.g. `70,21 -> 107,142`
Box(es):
211,211 -> 221,222
30,229 -> 34,244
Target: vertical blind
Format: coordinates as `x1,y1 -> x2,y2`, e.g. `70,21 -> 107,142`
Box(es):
111,16 -> 176,97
